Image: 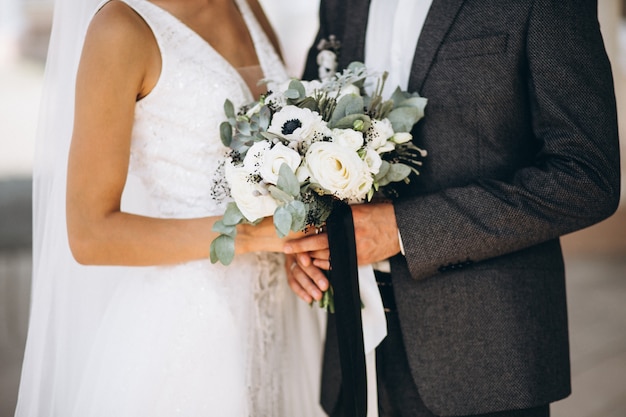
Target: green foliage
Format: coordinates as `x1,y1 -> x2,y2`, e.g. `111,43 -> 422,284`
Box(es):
224,99 -> 235,119
276,164 -> 300,197
210,235 -> 235,265
220,121 -> 232,147
273,206 -> 292,237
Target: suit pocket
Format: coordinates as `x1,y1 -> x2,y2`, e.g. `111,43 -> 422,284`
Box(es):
438,34 -> 508,60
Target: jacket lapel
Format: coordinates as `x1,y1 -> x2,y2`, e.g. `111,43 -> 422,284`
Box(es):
409,0 -> 465,92
338,0 -> 372,68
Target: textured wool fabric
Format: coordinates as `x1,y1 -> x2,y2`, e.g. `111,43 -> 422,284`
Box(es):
305,0 -> 620,416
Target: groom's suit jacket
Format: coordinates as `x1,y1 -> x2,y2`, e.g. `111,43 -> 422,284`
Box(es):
303,1 -> 621,415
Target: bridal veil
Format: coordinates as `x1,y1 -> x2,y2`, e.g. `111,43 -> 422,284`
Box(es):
15,0 -> 153,414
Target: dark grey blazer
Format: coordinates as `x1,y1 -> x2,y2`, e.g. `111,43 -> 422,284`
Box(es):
303,0 -> 621,415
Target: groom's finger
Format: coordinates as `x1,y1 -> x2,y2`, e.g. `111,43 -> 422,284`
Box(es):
283,233 -> 329,254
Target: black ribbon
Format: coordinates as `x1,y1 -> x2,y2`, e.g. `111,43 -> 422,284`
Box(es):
326,201 -> 367,417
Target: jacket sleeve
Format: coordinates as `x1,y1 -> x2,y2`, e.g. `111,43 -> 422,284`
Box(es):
395,0 -> 621,280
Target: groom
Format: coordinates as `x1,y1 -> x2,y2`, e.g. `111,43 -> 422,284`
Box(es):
285,0 -> 621,416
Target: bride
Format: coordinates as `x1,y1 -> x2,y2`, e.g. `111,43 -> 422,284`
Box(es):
14,0 -> 326,415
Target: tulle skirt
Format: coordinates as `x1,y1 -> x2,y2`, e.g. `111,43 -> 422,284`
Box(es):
16,253 -> 327,417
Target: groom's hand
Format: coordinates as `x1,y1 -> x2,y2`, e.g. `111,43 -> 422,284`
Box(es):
284,203 -> 401,267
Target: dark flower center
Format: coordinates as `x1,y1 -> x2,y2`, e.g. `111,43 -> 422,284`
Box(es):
282,119 -> 302,135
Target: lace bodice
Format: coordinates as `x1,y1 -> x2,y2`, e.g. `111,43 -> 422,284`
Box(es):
118,2 -> 293,415
125,0 -> 288,218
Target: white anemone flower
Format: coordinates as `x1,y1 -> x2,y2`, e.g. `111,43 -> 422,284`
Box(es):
267,105 -> 327,144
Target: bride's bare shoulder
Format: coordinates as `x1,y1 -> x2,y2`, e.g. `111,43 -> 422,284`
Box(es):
80,0 -> 160,96
86,0 -> 155,52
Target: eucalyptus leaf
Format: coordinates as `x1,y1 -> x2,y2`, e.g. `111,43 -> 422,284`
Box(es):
390,87 -> 410,106
331,114 -> 371,131
231,134 -> 255,151
273,206 -> 292,237
268,185 -> 294,204
387,107 -> 422,133
259,106 -> 271,130
289,79 -> 306,99
277,163 -> 300,197
210,234 -> 235,265
286,200 -> 306,231
222,202 -> 245,226
399,96 -> 428,115
284,89 -> 300,99
224,99 -> 235,119
220,121 -> 232,147
211,220 -> 237,237
249,115 -> 259,131
236,120 -> 252,136
385,163 -> 412,182
377,176 -> 392,187
330,95 -> 363,125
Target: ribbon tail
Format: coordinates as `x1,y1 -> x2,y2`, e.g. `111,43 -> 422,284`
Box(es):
327,201 -> 367,417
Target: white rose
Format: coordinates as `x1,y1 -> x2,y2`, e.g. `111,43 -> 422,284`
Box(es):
242,141 -> 271,173
391,132 -> 413,144
331,128 -> 364,151
259,142 -> 302,184
225,163 -> 278,222
366,118 -> 395,151
364,148 -> 382,175
333,84 -> 361,101
296,165 -> 311,183
305,142 -> 373,201
268,105 -> 328,144
302,80 -> 323,96
376,141 -> 396,154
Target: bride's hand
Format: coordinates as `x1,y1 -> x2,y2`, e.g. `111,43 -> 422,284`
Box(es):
285,253 -> 329,303
235,217 -> 307,254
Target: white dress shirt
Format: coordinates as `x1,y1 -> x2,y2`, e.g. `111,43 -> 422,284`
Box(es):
365,0 -> 433,98
365,0 -> 433,271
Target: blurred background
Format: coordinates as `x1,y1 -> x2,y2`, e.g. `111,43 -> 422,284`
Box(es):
0,1 -> 624,416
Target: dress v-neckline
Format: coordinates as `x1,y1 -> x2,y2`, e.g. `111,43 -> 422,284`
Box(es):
143,0 -> 264,98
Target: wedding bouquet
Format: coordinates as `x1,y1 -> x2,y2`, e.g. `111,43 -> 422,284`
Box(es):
210,62 -> 427,271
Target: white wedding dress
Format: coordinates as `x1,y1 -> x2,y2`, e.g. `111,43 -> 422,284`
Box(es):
15,0 -> 326,416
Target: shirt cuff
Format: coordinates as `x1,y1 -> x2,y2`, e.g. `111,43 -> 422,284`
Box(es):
398,229 -> 406,256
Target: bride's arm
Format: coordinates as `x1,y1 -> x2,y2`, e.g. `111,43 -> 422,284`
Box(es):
66,2 -> 287,266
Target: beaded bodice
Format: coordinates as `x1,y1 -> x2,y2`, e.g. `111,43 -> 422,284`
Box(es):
124,0 -> 288,218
